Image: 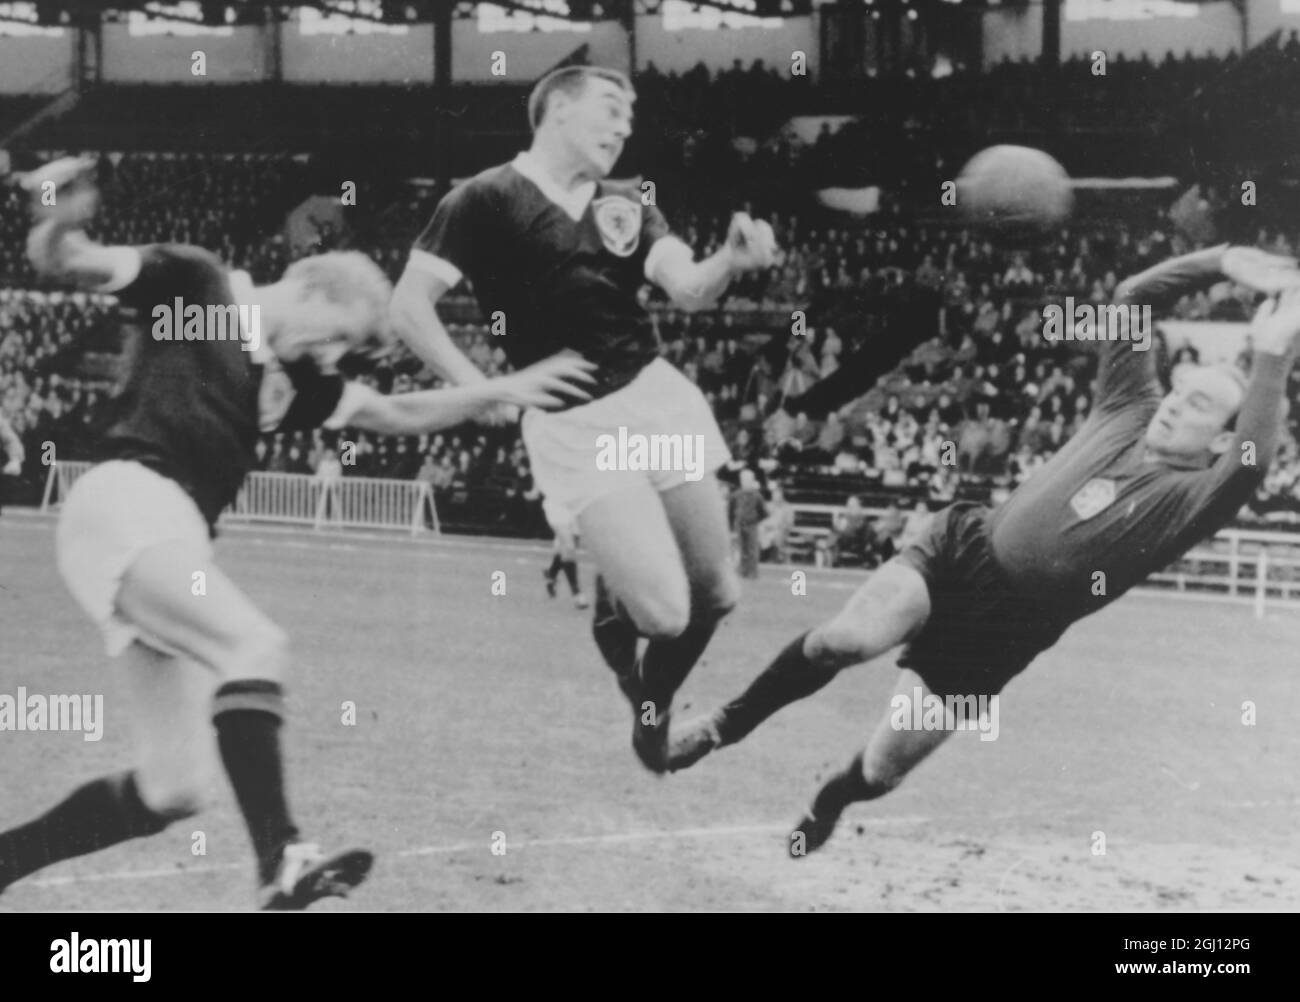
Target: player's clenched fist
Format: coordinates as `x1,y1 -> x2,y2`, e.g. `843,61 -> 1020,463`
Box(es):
20,156 -> 99,226
1249,287 -> 1300,356
725,213 -> 779,272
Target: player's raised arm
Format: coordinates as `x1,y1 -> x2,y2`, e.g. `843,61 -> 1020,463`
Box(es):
390,182 -> 493,386
389,262 -> 488,387
332,355 -> 597,437
1092,245 -> 1240,412
1113,244 -> 1230,311
648,212 -> 778,313
23,158 -> 141,293
1219,288 -> 1300,473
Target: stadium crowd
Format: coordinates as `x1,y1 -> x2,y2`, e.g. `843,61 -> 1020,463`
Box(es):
6,45 -> 1300,544
7,194 -> 1300,542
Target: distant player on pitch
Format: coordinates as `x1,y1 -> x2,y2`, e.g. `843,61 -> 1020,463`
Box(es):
390,66 -> 778,771
543,499 -> 590,610
666,246 -> 1300,854
0,158 -> 593,907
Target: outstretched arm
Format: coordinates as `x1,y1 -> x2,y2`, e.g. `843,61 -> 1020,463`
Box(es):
389,264 -> 488,387
24,158 -> 141,292
1096,246 -> 1299,413
1112,245 -> 1229,312
649,213 -> 777,313
1220,289 -> 1300,475
338,355 -> 596,437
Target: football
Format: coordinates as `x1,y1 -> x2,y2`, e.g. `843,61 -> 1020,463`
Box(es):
956,144 -> 1074,234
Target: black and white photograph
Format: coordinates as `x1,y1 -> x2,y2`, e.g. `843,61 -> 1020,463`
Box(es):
0,0 -> 1295,944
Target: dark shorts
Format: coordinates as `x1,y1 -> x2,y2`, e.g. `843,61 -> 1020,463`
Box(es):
895,502 -> 1069,698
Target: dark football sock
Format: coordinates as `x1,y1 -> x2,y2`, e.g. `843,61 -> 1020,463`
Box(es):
212,680 -> 299,885
810,752 -> 887,818
0,771 -> 170,887
638,606 -> 728,707
546,554 -> 563,580
716,631 -> 840,745
560,559 -> 580,595
592,574 -> 639,676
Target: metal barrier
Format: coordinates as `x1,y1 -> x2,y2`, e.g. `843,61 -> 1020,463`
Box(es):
788,502 -> 1300,618
1147,530 -> 1300,617
36,462 -> 1300,615
41,462 -> 439,535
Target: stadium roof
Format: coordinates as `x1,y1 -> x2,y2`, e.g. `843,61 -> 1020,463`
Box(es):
5,0 -> 817,28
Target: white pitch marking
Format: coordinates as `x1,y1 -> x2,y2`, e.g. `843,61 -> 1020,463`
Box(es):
30,862 -> 243,887
18,815 -> 933,889
1160,764 -> 1202,792
995,854 -> 1030,912
23,795 -> 1300,892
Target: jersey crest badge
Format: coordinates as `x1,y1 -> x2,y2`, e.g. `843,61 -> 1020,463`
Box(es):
1070,478 -> 1117,521
592,196 -> 642,257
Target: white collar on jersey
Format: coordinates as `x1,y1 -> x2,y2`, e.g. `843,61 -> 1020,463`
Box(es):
510,151 -> 596,223
228,268 -> 274,365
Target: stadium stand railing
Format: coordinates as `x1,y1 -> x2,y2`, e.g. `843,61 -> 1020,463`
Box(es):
42,461 -> 440,536
38,462 -> 1299,615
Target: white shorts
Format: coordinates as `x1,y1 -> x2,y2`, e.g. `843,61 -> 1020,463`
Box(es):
522,358 -> 731,526
56,460 -> 213,657
542,496 -> 576,538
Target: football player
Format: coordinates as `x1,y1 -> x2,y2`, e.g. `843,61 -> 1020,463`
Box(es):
667,247 -> 1300,855
543,499 -> 589,609
390,66 -> 778,771
0,157 -> 594,907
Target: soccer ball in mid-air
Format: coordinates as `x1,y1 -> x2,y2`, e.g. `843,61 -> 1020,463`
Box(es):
955,145 -> 1074,235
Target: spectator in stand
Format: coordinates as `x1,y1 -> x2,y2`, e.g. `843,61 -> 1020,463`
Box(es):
821,495 -> 874,568
871,502 -> 906,564
813,411 -> 846,465
780,337 -> 820,398
898,499 -> 933,550
758,482 -> 795,563
819,327 -> 843,378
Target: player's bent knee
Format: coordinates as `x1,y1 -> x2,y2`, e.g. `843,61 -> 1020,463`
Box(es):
806,619 -> 876,669
224,623 -> 290,682
696,570 -> 741,618
134,774 -> 209,820
861,762 -> 908,794
626,594 -> 692,640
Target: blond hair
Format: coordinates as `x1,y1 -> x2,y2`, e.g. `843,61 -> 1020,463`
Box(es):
282,251 -> 394,357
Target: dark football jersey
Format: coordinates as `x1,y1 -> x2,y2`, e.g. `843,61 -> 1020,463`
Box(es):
410,152 -> 675,402
988,249 -> 1285,618
102,244 -> 347,529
